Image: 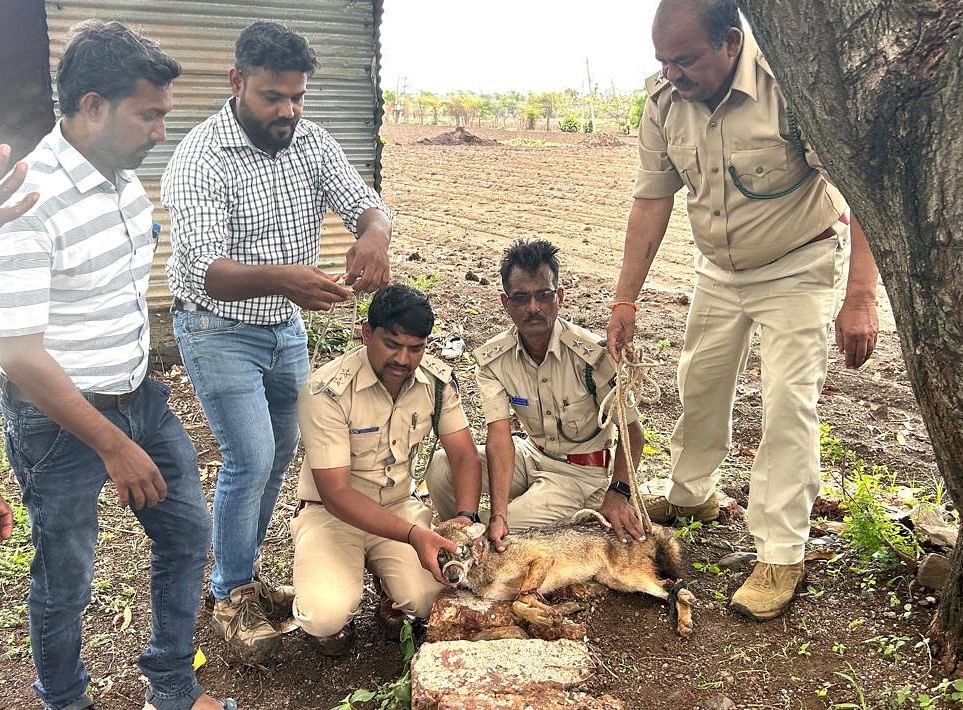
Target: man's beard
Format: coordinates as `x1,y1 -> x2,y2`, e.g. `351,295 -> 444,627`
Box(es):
235,96 -> 297,152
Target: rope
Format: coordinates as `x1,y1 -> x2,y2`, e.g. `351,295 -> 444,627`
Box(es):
307,295 -> 359,372
597,348 -> 662,536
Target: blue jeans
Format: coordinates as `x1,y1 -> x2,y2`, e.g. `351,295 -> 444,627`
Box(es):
173,310 -> 308,600
1,379 -> 211,710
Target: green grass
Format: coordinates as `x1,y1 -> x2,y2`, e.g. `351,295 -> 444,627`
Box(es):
0,443 -> 33,586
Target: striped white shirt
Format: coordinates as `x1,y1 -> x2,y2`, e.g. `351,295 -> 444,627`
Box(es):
162,99 -> 392,326
0,122 -> 154,393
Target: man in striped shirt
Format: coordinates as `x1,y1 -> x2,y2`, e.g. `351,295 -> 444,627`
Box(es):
0,22 -> 233,710
162,21 -> 393,661
0,142 -> 38,543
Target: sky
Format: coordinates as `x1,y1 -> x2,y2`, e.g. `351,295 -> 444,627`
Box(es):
379,1 -> 663,96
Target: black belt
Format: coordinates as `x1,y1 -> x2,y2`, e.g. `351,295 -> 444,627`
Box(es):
0,374 -> 143,410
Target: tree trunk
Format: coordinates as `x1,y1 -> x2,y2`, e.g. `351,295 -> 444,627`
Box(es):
737,0 -> 963,671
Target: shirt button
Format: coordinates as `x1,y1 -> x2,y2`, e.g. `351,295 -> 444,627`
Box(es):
709,121 -> 717,128
541,378 -> 548,383
546,411 -> 552,416
385,465 -> 392,473
391,439 -> 397,445
713,210 -> 721,216
711,167 -> 719,174
755,166 -> 764,174
549,436 -> 556,441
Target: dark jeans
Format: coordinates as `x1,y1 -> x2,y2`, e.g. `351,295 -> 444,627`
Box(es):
2,378 -> 212,710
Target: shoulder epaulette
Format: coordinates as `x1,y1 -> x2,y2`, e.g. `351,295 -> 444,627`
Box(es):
309,347 -> 365,397
419,352 -> 453,384
644,70 -> 672,99
560,327 -> 606,367
472,329 -> 516,367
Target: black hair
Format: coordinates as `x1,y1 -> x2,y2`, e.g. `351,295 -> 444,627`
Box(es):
656,0 -> 741,49
235,21 -> 318,76
57,20 -> 181,117
367,284 -> 435,339
499,239 -> 560,291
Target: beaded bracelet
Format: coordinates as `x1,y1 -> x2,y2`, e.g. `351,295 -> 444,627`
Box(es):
608,301 -> 638,312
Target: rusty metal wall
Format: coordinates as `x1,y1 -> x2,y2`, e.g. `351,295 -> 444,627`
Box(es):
44,0 -> 385,309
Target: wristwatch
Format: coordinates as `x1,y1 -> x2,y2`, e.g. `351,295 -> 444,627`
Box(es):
607,480 -> 632,499
455,510 -> 482,524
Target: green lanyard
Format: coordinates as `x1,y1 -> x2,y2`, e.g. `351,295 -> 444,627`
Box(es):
726,109 -> 818,200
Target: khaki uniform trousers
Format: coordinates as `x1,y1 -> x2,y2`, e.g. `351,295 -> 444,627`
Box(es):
290,480 -> 443,638
668,231 -> 849,565
426,435 -> 609,530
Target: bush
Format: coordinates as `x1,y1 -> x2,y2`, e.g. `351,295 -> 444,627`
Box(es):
560,114 -> 582,133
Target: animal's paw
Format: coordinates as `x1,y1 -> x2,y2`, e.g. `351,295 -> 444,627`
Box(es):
674,588 -> 696,637
512,597 -> 560,628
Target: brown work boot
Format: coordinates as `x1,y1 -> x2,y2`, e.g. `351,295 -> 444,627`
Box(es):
642,491 -> 720,524
257,578 -> 295,621
375,581 -> 409,642
210,582 -> 281,661
730,561 -> 806,620
310,624 -> 355,658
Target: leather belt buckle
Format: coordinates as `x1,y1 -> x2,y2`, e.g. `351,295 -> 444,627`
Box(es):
565,450 -> 611,468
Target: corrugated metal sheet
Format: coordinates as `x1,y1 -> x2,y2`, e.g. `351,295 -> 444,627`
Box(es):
44,0 -> 384,309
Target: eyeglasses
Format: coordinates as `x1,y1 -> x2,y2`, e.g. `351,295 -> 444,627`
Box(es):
504,289 -> 558,307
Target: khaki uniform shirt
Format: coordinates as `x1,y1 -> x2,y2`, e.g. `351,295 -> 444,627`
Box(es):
633,32 -> 847,271
297,346 -> 469,502
473,318 -> 639,458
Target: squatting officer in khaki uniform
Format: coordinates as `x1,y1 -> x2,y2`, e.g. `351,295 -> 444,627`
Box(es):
293,285 -> 481,654
606,0 -> 880,620
427,239 -> 646,551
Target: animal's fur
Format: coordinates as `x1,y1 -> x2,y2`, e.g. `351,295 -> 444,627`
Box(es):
435,519 -> 695,636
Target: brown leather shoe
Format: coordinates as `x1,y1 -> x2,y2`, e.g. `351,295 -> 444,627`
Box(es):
730,561 -> 806,620
642,491 -> 720,524
374,578 -> 412,642
210,582 -> 281,662
310,624 -> 354,657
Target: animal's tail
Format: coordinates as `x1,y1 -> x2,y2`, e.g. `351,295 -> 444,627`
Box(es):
649,525 -> 682,580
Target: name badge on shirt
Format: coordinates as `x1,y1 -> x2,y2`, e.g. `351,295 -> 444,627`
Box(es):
350,426 -> 380,434
509,395 -> 529,407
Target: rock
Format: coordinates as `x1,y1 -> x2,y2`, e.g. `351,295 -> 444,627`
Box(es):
411,639 -> 600,709
432,690 -> 624,709
408,251 -> 423,261
465,271 -> 480,282
716,495 -> 744,523
717,551 -> 756,572
703,695 -> 737,710
479,276 -> 490,286
427,590 -> 518,642
917,553 -> 950,590
918,523 -> 957,549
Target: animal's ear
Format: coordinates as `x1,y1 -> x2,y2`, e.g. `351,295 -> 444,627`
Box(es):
467,522 -> 487,540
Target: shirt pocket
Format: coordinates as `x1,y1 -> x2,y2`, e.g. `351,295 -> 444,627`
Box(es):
728,143 -> 807,195
666,144 -> 701,196
349,428 -> 382,468
556,393 -> 600,444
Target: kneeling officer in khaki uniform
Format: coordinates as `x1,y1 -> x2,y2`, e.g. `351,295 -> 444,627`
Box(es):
293,285 -> 482,654
427,239 -> 646,551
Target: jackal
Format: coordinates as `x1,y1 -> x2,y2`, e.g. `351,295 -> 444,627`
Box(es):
434,517 -> 695,636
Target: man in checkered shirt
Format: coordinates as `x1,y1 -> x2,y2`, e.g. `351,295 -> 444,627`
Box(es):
162,20 -> 393,661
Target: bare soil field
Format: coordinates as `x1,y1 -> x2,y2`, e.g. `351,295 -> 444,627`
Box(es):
0,122 -> 953,709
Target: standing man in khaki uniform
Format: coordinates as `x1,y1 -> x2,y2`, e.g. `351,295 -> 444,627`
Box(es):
607,0 -> 880,620
427,239 -> 646,550
293,285 -> 481,654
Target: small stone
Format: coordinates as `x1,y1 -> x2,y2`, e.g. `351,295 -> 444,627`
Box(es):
703,694 -> 737,710
465,271 -> 480,282
478,276 -> 490,286
717,551 -> 756,572
917,553 -> 950,590
408,251 -> 422,261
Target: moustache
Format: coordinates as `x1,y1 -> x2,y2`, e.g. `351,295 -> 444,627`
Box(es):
271,119 -> 295,128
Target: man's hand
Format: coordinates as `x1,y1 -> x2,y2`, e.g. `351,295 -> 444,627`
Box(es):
281,265 -> 353,311
0,144 -> 39,226
487,512 -> 509,553
606,304 -> 637,363
344,229 -> 390,293
0,495 -> 13,541
409,525 -> 459,586
835,295 -> 878,369
599,491 -> 644,543
101,438 -> 168,510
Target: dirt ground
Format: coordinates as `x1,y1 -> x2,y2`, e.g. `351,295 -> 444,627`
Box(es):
0,123 -> 955,709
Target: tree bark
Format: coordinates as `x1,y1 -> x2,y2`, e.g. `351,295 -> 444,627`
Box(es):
737,0 -> 963,671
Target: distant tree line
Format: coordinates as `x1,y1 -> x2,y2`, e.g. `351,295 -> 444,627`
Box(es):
381,86 -> 647,134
